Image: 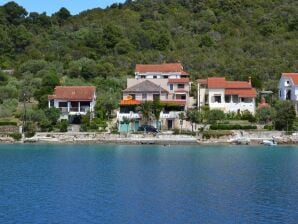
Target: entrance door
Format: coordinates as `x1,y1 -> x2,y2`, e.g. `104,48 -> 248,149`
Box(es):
167,120 -> 173,130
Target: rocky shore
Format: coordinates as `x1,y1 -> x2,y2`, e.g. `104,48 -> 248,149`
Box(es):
1,131 -> 298,145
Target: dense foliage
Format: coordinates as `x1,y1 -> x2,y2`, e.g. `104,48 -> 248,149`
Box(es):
1,0 -> 298,129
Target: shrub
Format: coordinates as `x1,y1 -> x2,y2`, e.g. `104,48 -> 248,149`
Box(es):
24,121 -> 36,138
0,121 -> 17,126
10,132 -> 22,141
210,124 -> 257,130
264,124 -> 273,130
58,120 -> 68,132
202,130 -> 233,139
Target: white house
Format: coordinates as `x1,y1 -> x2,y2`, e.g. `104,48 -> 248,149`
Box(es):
197,77 -> 256,114
278,73 -> 298,112
48,86 -> 96,122
118,63 -> 194,132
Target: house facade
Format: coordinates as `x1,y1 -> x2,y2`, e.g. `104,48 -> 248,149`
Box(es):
48,86 -> 96,122
197,77 -> 256,114
278,73 -> 298,112
118,63 -> 194,132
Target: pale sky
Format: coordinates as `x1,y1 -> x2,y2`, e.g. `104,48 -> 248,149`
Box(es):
0,0 -> 126,15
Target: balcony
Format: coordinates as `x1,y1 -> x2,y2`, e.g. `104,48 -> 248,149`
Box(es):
58,107 -> 90,115
117,111 -> 141,121
160,111 -> 182,119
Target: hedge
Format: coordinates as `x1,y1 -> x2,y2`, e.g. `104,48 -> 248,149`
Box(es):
210,124 -> 257,130
0,121 -> 18,126
203,130 -> 233,139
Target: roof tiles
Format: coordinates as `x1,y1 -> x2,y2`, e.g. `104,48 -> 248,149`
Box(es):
48,86 -> 96,101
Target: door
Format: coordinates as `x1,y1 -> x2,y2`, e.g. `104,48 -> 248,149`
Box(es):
167,120 -> 173,130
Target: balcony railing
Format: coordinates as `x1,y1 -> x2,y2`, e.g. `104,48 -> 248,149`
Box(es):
58,107 -> 90,113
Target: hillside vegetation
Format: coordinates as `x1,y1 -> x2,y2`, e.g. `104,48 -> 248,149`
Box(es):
0,0 -> 298,124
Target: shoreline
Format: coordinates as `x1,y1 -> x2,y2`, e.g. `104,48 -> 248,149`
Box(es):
1,131 -> 298,146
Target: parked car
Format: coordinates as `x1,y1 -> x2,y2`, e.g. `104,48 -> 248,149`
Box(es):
138,125 -> 158,133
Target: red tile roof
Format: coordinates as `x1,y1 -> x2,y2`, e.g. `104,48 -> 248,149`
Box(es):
48,86 -> 96,101
168,78 -> 190,84
225,81 -> 252,89
225,88 -> 257,97
197,79 -> 207,84
282,73 -> 298,85
205,77 -> 252,89
120,100 -> 141,105
207,77 -> 226,88
135,63 -> 184,73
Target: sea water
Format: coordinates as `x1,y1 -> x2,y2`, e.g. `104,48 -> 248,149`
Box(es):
0,144 -> 298,224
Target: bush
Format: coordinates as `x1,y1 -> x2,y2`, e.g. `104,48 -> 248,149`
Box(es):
210,124 -> 257,130
264,124 -> 273,130
10,132 -> 22,141
58,120 -> 68,132
24,121 -> 36,138
0,121 -> 17,126
202,130 -> 233,139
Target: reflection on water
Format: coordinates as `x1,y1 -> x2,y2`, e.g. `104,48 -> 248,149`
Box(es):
0,144 -> 298,223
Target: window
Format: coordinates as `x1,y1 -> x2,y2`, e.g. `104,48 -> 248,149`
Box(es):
140,75 -> 146,79
164,75 -> 168,79
279,90 -> 281,98
286,80 -> 290,85
225,95 -> 231,103
59,102 -> 67,107
142,93 -> 147,100
153,94 -> 160,100
153,76 -> 157,79
232,95 -> 238,103
213,95 -> 221,103
130,94 -> 136,100
50,100 -> 54,107
180,95 -> 186,100
170,84 -> 173,91
177,84 -> 185,89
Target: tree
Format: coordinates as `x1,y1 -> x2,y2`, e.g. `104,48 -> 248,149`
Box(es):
273,101 -> 296,131
137,101 -> 153,124
178,112 -> 185,133
53,7 -> 71,25
152,99 -> 163,130
256,107 -> 272,124
186,109 -> 200,133
3,1 -> 28,25
207,109 -> 225,124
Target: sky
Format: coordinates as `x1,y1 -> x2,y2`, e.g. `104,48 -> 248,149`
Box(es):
0,0 -> 126,15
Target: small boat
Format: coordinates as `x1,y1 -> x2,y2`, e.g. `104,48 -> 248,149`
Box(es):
262,139 -> 277,146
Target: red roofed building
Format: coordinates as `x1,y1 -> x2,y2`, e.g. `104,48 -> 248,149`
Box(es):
197,77 -> 256,114
48,86 -> 96,121
279,73 -> 298,113
117,62 -> 194,132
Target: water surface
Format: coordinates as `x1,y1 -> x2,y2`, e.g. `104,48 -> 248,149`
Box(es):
0,144 -> 298,224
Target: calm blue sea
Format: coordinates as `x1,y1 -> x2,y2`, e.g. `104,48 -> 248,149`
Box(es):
0,144 -> 298,224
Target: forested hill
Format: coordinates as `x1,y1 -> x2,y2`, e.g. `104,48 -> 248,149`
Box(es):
1,0 -> 298,93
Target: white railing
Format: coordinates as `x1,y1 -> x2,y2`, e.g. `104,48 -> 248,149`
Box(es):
117,111 -> 141,121
160,111 -> 182,119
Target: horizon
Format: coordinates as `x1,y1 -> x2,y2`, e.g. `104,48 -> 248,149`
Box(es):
0,0 -> 126,15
